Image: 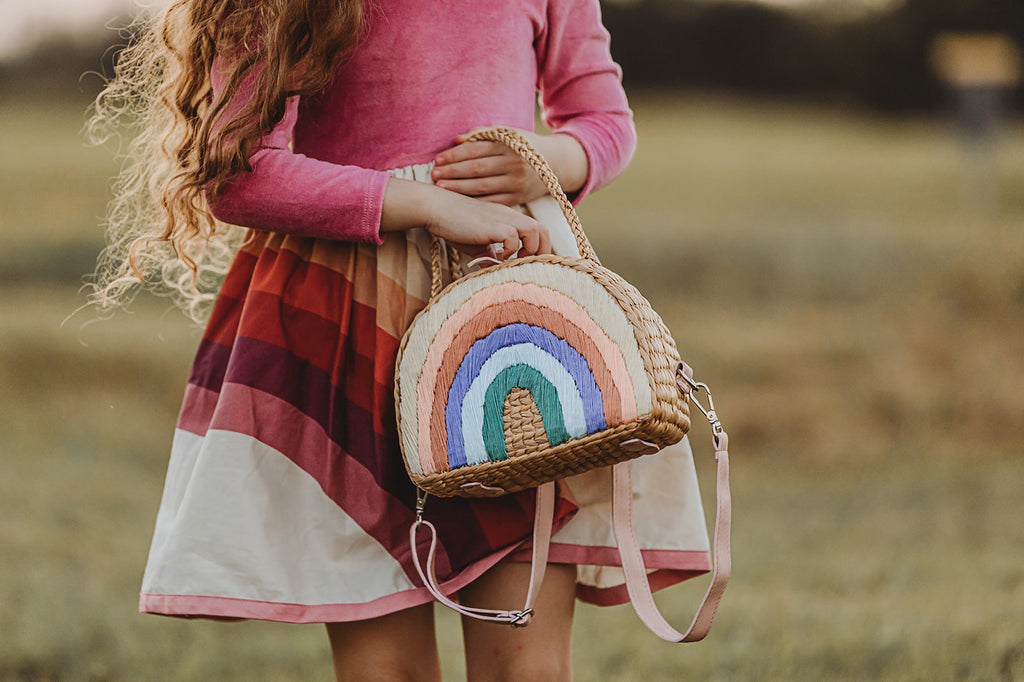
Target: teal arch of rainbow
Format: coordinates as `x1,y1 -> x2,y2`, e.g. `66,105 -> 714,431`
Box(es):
397,265 -> 654,477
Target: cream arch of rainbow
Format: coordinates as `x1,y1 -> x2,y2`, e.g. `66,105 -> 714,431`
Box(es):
398,260 -> 654,477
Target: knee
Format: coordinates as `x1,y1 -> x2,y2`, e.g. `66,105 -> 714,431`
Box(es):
326,607 -> 441,682
335,659 -> 431,682
506,656 -> 572,682
468,642 -> 572,682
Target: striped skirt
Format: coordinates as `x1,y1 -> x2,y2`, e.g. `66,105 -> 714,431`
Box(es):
139,163 -> 713,622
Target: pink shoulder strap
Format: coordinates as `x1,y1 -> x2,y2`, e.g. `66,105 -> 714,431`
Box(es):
612,429 -> 731,641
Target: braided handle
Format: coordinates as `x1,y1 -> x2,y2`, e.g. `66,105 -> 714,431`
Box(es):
427,127 -> 598,297
463,127 -> 597,263
429,238 -> 464,297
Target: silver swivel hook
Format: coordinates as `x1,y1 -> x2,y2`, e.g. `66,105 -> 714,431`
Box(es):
415,490 -> 429,526
675,363 -> 724,436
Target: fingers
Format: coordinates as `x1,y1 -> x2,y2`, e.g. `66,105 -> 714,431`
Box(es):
433,157 -> 537,205
434,181 -> 522,203
433,147 -> 518,181
432,144 -> 521,199
539,225 -> 552,256
499,233 -> 521,260
424,185 -> 550,259
518,223 -> 540,257
461,211 -> 549,260
434,141 -> 506,171
509,214 -> 551,258
434,131 -> 550,206
434,169 -> 534,206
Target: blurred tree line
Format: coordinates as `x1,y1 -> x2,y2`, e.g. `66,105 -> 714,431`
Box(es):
1,0 -> 1021,112
603,0 -> 1023,110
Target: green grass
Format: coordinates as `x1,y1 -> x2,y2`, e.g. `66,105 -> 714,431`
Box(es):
1,93 -> 1023,680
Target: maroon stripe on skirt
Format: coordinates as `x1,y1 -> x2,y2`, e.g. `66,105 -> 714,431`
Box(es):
180,335 -> 550,573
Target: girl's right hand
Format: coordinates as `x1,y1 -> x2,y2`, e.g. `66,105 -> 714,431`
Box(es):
381,178 -> 551,259
424,187 -> 551,259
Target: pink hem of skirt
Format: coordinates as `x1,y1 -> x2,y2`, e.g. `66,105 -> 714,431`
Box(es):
140,546 -> 710,623
140,538 -> 511,623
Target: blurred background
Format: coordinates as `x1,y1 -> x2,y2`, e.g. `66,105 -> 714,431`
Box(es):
1,0 -> 1022,679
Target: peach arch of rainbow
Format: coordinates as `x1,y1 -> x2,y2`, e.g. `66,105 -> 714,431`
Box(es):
398,261 -> 653,477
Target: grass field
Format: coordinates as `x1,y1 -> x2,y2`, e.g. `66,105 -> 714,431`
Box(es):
1,92 -> 1023,681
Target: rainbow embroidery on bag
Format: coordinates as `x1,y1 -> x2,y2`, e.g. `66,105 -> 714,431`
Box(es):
398,261 -> 654,477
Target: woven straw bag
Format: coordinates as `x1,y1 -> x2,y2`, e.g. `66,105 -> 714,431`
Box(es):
395,128 -> 731,641
397,130 -> 693,498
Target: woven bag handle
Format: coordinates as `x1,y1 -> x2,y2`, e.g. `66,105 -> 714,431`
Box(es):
428,127 -> 598,296
462,127 -> 597,262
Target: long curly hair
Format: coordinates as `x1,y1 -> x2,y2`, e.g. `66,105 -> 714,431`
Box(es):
85,0 -> 364,322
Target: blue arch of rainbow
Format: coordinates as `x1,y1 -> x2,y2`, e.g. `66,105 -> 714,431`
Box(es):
444,323 -> 607,468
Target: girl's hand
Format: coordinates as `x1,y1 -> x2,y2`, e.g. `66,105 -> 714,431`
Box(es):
380,179 -> 551,259
432,127 -> 588,207
424,187 -> 551,259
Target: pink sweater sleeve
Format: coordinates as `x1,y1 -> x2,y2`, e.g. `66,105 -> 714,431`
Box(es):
205,71 -> 389,244
536,0 -> 637,201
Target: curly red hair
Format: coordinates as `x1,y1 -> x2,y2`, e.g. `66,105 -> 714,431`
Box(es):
87,0 -> 363,320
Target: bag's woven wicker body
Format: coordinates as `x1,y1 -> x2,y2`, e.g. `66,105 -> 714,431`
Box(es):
395,128 -> 691,498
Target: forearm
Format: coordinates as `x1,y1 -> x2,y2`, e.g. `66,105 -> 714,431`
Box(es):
208,147 -> 389,244
380,178 -> 440,232
551,115 -> 636,199
534,132 -> 589,196
537,0 -> 637,199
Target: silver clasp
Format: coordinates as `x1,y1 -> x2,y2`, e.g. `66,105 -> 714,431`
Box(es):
415,490 -> 428,526
675,364 -> 724,436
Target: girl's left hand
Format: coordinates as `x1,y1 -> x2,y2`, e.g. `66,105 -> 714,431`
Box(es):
432,127 -> 582,207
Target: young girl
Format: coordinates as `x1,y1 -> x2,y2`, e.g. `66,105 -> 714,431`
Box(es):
90,1 -> 712,679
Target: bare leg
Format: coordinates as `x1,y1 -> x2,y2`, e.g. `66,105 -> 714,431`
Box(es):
326,602 -> 441,682
460,562 -> 577,682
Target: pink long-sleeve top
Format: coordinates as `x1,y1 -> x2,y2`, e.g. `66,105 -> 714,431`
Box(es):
208,0 -> 637,245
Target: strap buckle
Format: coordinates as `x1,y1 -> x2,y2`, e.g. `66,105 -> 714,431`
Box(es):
509,608 -> 534,627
